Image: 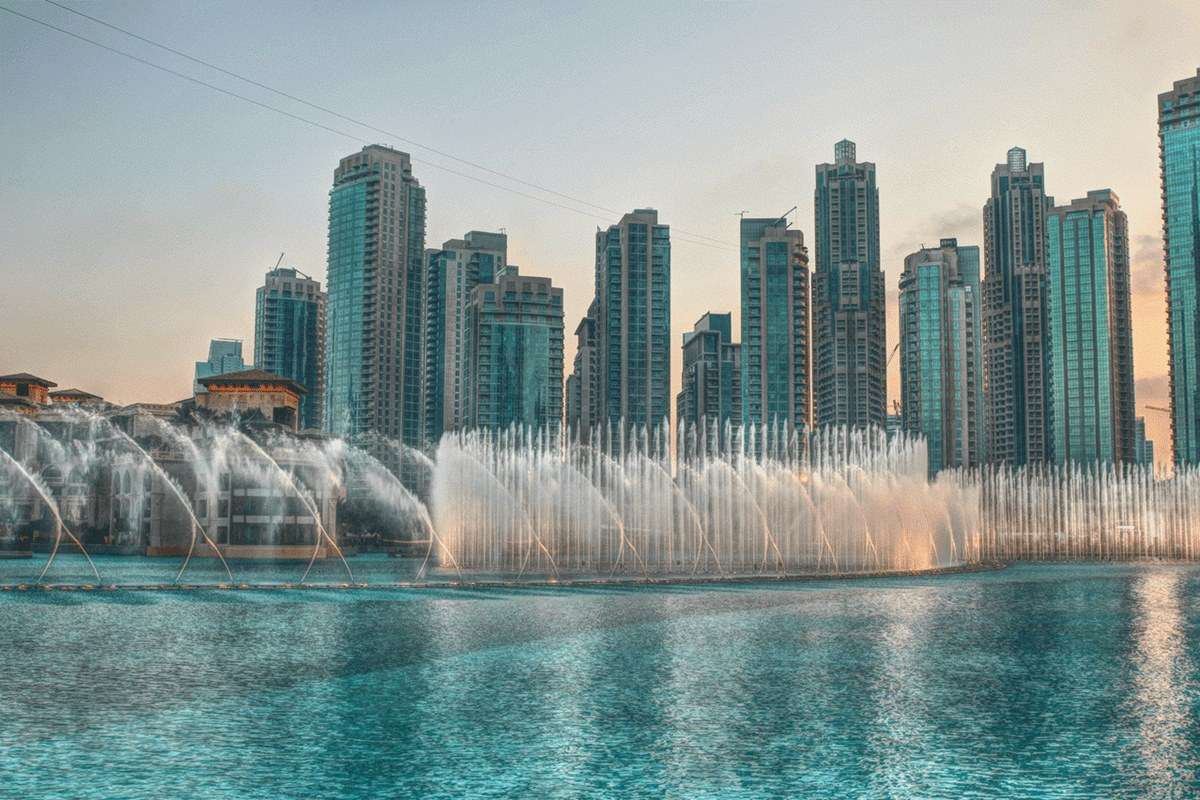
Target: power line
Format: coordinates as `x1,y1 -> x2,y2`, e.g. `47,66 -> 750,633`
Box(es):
18,0 -> 737,251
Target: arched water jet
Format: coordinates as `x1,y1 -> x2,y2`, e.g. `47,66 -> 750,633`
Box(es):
225,431 -> 353,584
65,410 -> 234,584
0,447 -> 100,584
335,440 -> 461,580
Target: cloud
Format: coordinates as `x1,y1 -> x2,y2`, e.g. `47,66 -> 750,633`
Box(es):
927,203 -> 982,234
1131,233 -> 1164,296
1135,373 -> 1170,402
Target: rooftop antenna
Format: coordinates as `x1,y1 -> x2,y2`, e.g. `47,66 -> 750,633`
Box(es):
736,210 -> 748,220
274,252 -> 285,270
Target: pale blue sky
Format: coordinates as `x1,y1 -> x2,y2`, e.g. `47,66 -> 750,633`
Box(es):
1,0 -> 1197,459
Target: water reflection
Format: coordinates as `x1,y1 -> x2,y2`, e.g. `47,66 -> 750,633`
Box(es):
1127,568 -> 1196,794
864,587 -> 936,795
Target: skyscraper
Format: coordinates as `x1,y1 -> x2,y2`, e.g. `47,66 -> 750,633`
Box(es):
465,267 -> 563,434
594,209 -> 671,446
677,312 -> 741,454
424,231 -> 507,443
254,266 -> 326,430
1159,68 -> 1200,465
1045,190 -> 1135,465
324,145 -> 426,442
899,238 -> 985,473
193,339 -> 245,394
740,217 -> 810,439
983,146 -> 1053,466
813,140 -> 886,431
566,301 -> 598,440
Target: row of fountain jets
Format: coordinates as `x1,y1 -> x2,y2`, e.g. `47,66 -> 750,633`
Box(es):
2,410 -> 1199,585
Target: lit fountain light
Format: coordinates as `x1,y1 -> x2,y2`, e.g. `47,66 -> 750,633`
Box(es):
5,407 -> 1200,589
429,422 -> 979,581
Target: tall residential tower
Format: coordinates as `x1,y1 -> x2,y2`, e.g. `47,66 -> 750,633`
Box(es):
1160,69 -> 1200,465
324,145 -> 426,442
899,238 -> 985,473
1045,190 -> 1135,465
465,267 -> 564,435
813,140 -> 886,431
594,209 -> 671,447
740,217 -> 810,439
983,146 -> 1053,465
424,231 -> 507,443
254,266 -> 326,430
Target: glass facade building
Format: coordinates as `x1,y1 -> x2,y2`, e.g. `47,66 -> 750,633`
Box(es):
325,146 -> 426,443
899,238 -> 984,473
983,146 -> 1053,465
424,231 -> 507,444
1045,190 -> 1135,465
813,140 -> 886,431
1159,69 -> 1200,465
254,267 -> 325,430
593,209 -> 671,448
466,267 -> 563,434
193,339 -> 246,394
676,312 -> 741,455
740,218 -> 810,441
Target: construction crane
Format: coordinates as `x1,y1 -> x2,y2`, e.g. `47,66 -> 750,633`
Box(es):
1144,405 -> 1171,414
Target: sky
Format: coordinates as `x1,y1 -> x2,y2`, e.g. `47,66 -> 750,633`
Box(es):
1,0 -> 1197,464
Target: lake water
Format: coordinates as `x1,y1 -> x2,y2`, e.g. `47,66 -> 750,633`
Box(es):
1,560 -> 1198,798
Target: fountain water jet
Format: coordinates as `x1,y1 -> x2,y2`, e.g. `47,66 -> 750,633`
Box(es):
65,409 -> 234,584
0,447 -> 100,584
226,431 -> 353,583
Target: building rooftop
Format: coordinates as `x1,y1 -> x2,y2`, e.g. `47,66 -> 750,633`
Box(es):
197,368 -> 307,395
0,373 -> 57,387
49,388 -> 103,400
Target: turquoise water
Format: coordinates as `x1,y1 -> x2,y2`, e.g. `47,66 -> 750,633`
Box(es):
2,562 -> 1199,798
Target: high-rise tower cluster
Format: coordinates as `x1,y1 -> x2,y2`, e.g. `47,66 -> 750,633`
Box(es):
206,71 -> 1198,471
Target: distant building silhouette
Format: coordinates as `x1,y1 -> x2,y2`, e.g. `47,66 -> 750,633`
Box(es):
194,339 -> 245,394
1135,417 -> 1155,467
566,301 -> 599,440
677,312 -> 741,454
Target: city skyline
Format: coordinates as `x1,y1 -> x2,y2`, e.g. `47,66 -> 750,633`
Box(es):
2,2 -> 1199,462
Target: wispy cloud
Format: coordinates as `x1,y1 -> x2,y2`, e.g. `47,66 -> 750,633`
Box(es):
1131,233 -> 1163,296
1136,373 -> 1170,402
